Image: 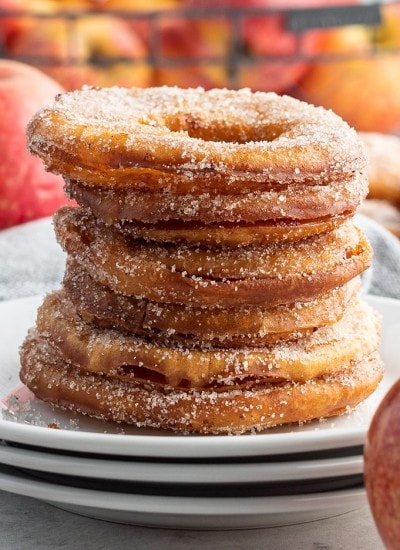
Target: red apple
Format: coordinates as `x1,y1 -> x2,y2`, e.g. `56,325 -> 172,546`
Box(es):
240,0 -> 362,92
88,0 -> 181,10
297,4 -> 400,133
5,0 -> 97,13
0,59 -> 69,229
239,4 -> 316,93
182,0 -> 307,93
69,14 -> 152,89
364,378 -> 400,550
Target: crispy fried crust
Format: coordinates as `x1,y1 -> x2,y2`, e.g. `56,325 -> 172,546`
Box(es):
30,291 -> 381,389
63,258 -> 361,346
65,177 -> 367,225
54,206 -> 372,307
113,214 -> 353,247
20,338 -> 384,434
27,87 -> 367,194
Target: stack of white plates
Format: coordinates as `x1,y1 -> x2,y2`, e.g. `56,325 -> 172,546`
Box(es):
0,294 -> 398,530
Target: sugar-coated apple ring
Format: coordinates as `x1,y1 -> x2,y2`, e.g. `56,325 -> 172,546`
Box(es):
20,336 -> 384,434
54,206 -> 372,308
63,258 -> 361,347
359,131 -> 400,208
27,86 -> 367,196
112,213 -> 352,247
65,174 -> 367,225
30,291 -> 381,389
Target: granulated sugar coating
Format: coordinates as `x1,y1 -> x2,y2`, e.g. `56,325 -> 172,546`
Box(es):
62,258 -> 361,346
64,173 -> 368,225
53,206 -> 372,308
20,85 -> 384,434
33,290 -> 381,390
27,86 -> 367,191
20,338 -> 384,434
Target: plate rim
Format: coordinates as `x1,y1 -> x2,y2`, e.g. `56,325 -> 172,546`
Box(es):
0,461 -> 367,516
0,442 -> 363,483
0,294 -> 398,458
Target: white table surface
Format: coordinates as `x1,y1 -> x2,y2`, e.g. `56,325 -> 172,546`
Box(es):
0,490 -> 384,550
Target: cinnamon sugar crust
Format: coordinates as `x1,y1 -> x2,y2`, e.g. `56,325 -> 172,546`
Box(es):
63,258 -> 361,346
19,85 -> 383,434
20,338 -> 384,435
30,290 -> 381,389
28,86 -> 367,193
54,206 -> 372,307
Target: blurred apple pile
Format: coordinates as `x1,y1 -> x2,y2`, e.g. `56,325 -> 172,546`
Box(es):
1,0 -> 400,229
1,0 -> 400,133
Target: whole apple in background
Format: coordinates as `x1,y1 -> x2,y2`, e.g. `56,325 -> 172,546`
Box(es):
185,0 -> 359,5
73,15 -> 151,88
2,0 -> 97,14
245,0 -> 362,92
88,0 -> 181,10
239,1 -> 318,93
364,378 -> 400,550
184,0 -> 311,93
296,4 -> 400,133
0,59 -> 69,229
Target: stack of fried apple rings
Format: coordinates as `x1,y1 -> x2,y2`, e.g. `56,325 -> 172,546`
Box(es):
20,86 -> 384,434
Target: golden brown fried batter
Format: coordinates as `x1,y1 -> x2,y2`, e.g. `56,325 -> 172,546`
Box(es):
54,206 -> 372,307
66,177 -> 367,225
63,258 -> 361,346
29,291 -> 381,389
19,86 -> 382,434
20,335 -> 384,434
27,87 -> 367,194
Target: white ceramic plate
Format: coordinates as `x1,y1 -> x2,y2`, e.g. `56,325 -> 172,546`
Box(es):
0,462 -> 366,529
0,295 -> 398,459
0,441 -> 363,484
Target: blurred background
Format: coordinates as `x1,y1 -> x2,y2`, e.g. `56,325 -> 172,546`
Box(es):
0,0 -> 400,233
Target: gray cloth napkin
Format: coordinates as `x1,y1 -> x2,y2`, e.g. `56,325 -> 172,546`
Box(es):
0,217 -> 65,301
0,214 -> 399,301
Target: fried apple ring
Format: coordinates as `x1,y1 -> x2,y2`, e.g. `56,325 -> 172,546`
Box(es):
20,339 -> 384,434
31,291 -> 381,389
65,176 -> 367,225
114,214 -> 352,248
115,214 -> 351,247
27,87 -> 367,196
21,333 -> 290,392
64,259 -> 361,346
54,206 -> 372,308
